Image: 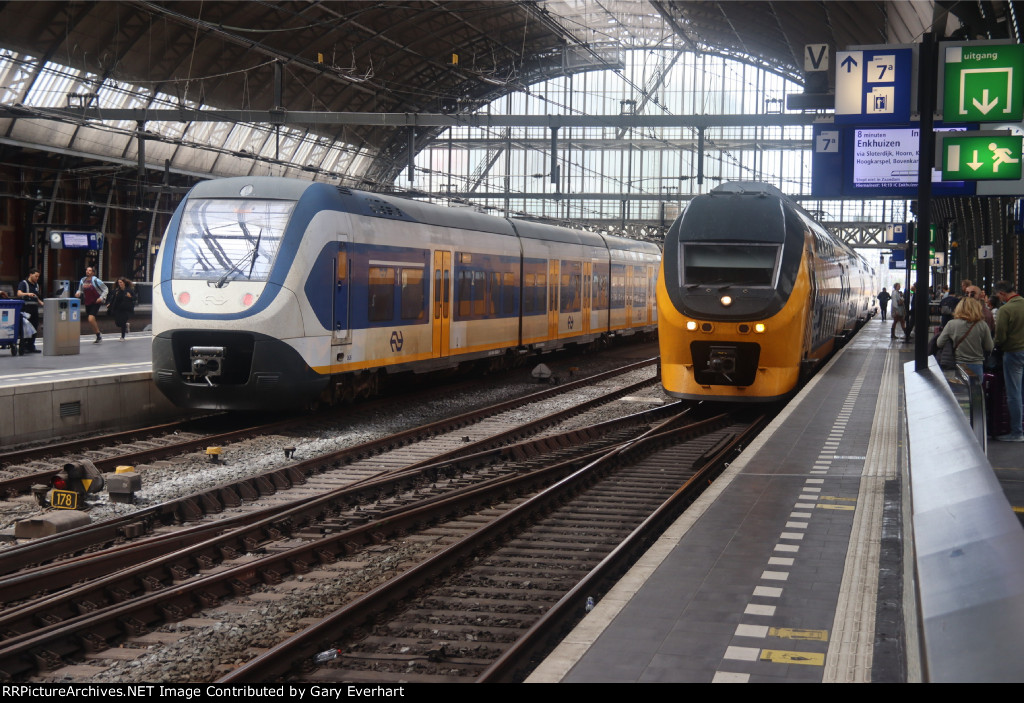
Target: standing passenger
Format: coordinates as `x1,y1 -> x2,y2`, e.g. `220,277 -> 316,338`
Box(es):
890,283 -> 906,340
936,297 -> 993,379
904,283 -> 920,341
75,266 -> 108,344
876,287 -> 891,322
16,268 -> 42,353
994,280 -> 1024,441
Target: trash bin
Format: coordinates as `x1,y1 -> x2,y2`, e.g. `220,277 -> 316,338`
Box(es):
43,297 -> 80,356
0,298 -> 24,356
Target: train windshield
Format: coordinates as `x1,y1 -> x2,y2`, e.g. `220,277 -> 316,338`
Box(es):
172,198 -> 294,285
682,243 -> 779,286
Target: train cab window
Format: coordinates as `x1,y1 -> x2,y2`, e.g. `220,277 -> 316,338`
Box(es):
173,198 -> 293,283
400,268 -> 425,320
368,266 -> 396,322
682,243 -> 779,287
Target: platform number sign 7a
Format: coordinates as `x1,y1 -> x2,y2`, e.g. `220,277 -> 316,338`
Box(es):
868,55 -> 894,81
816,130 -> 839,153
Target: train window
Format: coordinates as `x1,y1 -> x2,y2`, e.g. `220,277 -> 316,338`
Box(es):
473,271 -> 486,316
503,272 -> 516,314
458,270 -> 472,317
368,266 -> 395,322
610,267 -> 626,308
337,249 -> 348,283
683,244 -> 779,286
594,273 -> 609,309
443,270 -> 450,317
523,273 -> 535,314
560,272 -> 581,313
173,198 -> 293,283
400,268 -> 425,320
489,272 -> 501,316
434,269 -> 442,319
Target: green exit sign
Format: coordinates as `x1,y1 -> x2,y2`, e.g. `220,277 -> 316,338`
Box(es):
942,134 -> 1023,180
944,43 -> 1024,122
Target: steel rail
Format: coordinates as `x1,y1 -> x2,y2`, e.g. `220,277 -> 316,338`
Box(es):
216,411 -> 739,683
0,358 -> 656,576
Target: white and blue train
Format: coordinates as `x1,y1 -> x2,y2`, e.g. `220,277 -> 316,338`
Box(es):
152,177 -> 661,410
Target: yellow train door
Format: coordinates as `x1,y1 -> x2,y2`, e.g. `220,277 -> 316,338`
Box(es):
625,265 -> 634,324
548,259 -> 560,339
646,264 -> 654,323
583,261 -> 592,335
432,250 -> 451,357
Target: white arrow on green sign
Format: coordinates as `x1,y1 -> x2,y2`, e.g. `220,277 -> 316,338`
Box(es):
941,134 -> 1023,180
944,44 -> 1024,122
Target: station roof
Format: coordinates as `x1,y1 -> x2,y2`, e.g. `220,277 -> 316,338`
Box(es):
0,1 -> 1012,186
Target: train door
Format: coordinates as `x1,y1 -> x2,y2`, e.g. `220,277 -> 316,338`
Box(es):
333,241 -> 350,345
583,261 -> 592,335
625,265 -> 634,324
548,259 -> 560,339
432,250 -> 451,358
645,264 -> 655,323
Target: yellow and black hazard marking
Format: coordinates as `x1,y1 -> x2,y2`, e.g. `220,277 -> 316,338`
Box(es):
759,649 -> 825,666
768,627 -> 828,642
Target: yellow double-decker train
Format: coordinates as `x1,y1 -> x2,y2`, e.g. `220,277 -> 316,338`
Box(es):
658,182 -> 877,402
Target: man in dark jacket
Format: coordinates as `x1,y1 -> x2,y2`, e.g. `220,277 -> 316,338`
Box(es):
994,280 -> 1024,441
876,287 -> 891,322
904,283 -> 921,342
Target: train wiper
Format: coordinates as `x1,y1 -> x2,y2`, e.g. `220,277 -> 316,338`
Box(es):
214,227 -> 263,288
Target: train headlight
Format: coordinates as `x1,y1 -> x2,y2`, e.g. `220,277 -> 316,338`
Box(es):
242,292 -> 256,307
720,295 -> 732,307
686,321 -> 698,331
754,323 -> 766,333
178,291 -> 191,306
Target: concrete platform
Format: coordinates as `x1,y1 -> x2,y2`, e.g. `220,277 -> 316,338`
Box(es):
529,317 -> 1024,683
0,331 -> 188,446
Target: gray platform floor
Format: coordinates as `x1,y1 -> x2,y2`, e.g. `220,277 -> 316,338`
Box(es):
530,320 -> 919,683
0,333 -> 151,388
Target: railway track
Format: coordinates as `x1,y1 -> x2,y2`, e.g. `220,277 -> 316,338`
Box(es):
0,358 -> 658,577
0,399 -> 765,682
221,408 -> 767,683
0,360 -> 688,681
